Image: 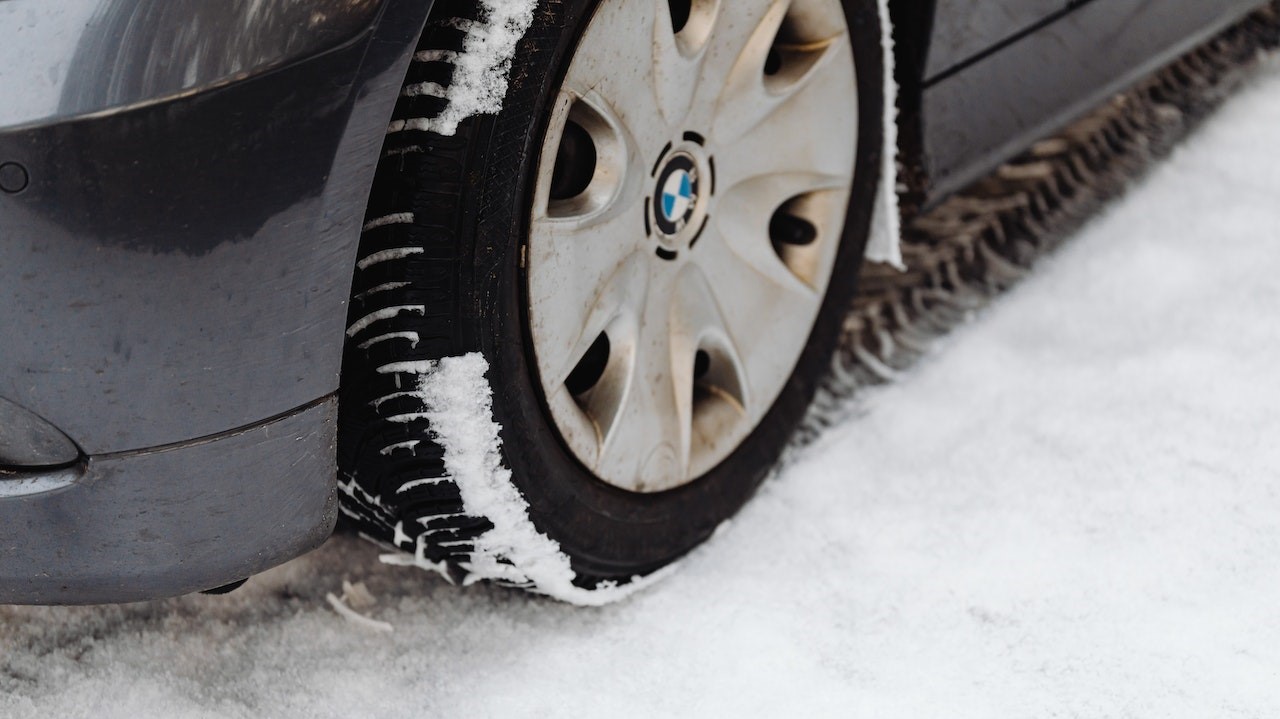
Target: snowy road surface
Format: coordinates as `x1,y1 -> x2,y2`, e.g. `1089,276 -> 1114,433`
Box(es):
5,62 -> 1280,719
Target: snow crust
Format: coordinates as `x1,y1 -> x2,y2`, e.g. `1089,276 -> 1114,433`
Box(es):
393,353 -> 672,606
863,0 -> 904,267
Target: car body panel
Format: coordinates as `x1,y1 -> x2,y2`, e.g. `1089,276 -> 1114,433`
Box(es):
0,399 -> 337,605
0,0 -> 430,455
897,0 -> 1269,207
924,0 -> 1070,79
0,0 -> 434,603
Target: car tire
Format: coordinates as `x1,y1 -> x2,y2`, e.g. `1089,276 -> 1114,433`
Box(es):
338,0 -> 884,599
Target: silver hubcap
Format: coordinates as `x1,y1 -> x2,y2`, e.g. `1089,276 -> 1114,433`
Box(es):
527,0 -> 858,493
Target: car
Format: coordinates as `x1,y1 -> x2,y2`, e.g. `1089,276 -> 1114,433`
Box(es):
0,0 -> 1268,604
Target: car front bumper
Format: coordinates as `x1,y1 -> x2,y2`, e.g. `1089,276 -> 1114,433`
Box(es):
0,400 -> 338,604
0,0 -> 434,603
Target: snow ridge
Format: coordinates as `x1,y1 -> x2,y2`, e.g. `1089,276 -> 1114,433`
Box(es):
863,0 -> 904,268
396,353 -> 671,606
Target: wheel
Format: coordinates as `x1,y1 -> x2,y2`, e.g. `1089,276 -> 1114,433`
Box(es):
338,0 -> 883,602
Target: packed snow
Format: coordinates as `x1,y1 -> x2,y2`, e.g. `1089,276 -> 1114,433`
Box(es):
4,55 -> 1280,719
865,0 -> 904,268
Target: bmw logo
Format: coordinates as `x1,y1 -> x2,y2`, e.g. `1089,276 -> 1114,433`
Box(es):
653,153 -> 700,237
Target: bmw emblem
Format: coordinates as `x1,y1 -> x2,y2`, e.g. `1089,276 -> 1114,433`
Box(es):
653,153 -> 700,237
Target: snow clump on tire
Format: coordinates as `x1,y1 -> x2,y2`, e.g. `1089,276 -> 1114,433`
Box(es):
389,0 -> 538,137
375,354 -> 674,605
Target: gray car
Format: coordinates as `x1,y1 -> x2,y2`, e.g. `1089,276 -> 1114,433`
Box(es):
1,0 -> 1267,604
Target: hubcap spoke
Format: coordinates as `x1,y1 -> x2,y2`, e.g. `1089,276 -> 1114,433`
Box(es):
594,268 -> 691,489
717,170 -> 848,290
653,0 -> 722,125
527,220 -> 649,388
559,0 -> 671,154
693,220 -> 825,415
692,0 -> 786,129
710,32 -> 857,191
668,265 -> 754,477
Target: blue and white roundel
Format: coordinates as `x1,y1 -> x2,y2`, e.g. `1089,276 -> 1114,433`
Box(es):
653,153 -> 700,237
661,170 -> 695,224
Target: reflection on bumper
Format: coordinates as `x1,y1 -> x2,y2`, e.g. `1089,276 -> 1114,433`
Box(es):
0,0 -> 384,131
0,396 -> 80,470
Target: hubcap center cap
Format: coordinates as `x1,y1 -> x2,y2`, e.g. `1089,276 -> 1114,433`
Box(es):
654,153 -> 699,237
649,144 -> 712,251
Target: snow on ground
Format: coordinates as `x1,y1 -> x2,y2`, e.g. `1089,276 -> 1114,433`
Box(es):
5,61 -> 1280,719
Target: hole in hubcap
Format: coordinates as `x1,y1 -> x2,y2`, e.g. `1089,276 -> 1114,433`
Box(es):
668,0 -> 719,56
764,48 -> 783,76
769,191 -> 841,288
550,120 -> 597,201
668,0 -> 692,33
566,332 -> 610,397
693,349 -> 711,380
763,9 -> 836,91
545,98 -> 627,220
691,342 -> 748,440
769,206 -> 818,247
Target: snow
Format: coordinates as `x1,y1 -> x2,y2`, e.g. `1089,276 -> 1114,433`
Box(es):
5,55 -> 1280,719
355,248 -> 424,271
381,353 -> 672,604
360,213 -> 416,233
357,332 -> 420,351
864,0 -> 903,268
388,0 -> 538,137
344,305 -> 425,337
324,583 -> 393,634
333,352 -> 651,599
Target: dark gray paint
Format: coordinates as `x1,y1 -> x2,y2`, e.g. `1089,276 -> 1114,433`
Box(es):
0,399 -> 337,605
917,0 -> 1266,204
924,0 -> 1069,79
0,0 -> 432,455
0,0 -> 431,603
